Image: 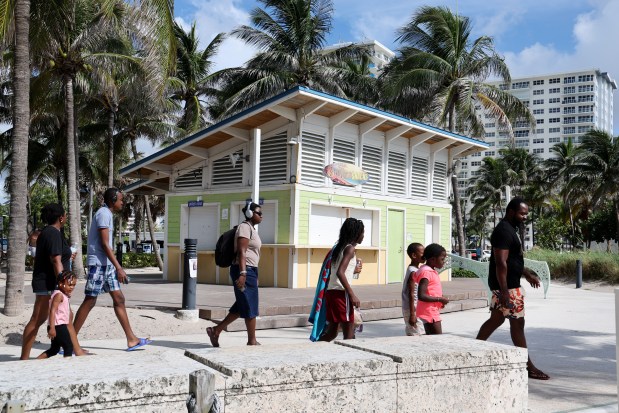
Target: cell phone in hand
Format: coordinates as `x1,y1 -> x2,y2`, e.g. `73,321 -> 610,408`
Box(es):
123,276 -> 131,285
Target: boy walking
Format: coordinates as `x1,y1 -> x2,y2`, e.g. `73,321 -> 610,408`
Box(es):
73,188 -> 151,351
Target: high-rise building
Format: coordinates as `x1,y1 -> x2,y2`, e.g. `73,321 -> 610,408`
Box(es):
323,40 -> 395,77
460,69 -> 616,201
460,69 -> 616,249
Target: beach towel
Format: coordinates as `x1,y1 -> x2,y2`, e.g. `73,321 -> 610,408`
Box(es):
308,247 -> 335,341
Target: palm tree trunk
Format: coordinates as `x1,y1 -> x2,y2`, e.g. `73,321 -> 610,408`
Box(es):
3,0 -> 30,316
64,75 -> 84,278
56,169 -> 62,204
448,109 -> 466,256
129,136 -> 163,269
144,196 -> 163,270
108,110 -> 114,187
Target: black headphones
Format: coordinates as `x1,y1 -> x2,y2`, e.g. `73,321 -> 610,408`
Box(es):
105,187 -> 120,206
244,200 -> 253,219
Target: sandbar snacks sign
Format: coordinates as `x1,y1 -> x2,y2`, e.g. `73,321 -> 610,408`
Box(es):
323,162 -> 369,186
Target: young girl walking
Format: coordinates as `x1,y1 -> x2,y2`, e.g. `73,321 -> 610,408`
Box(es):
414,244 -> 450,335
319,218 -> 364,341
402,243 -> 425,336
38,271 -> 77,359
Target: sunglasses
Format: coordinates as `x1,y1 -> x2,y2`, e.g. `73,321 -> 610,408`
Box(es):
254,211 -> 263,217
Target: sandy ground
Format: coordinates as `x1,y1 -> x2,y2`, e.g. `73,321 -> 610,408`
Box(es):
0,305 -> 213,347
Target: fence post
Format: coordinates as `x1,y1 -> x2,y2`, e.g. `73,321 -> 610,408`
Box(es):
576,259 -> 582,289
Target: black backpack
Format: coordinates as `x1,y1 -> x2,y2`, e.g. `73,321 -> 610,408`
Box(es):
214,222 -> 253,268
215,226 -> 238,268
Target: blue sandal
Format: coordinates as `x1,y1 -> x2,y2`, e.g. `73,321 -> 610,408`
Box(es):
126,337 -> 152,351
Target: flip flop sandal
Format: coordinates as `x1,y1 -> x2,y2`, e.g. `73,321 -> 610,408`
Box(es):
207,327 -> 220,347
528,368 -> 550,380
126,337 -> 152,352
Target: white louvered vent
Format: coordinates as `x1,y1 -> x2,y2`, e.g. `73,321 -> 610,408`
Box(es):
411,156 -> 429,198
212,150 -> 244,186
260,132 -> 288,183
432,161 -> 448,200
175,167 -> 203,189
333,138 -> 356,187
387,151 -> 407,195
361,144 -> 382,192
301,131 -> 326,185
333,138 -> 356,164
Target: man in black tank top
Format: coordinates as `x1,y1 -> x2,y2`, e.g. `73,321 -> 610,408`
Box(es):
476,197 -> 550,381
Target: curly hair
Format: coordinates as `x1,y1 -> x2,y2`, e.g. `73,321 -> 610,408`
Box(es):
57,270 -> 76,286
40,203 -> 65,226
407,243 -> 423,258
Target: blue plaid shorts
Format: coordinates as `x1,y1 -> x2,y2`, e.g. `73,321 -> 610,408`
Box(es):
84,265 -> 121,296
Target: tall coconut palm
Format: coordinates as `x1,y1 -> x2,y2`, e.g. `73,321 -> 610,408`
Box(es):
573,129 -> 619,240
169,21 -> 225,133
218,0 -> 369,116
381,6 -> 533,255
499,147 -> 541,196
0,0 -> 30,316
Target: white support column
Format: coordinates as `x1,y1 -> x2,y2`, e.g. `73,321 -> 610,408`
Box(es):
251,128 -> 261,203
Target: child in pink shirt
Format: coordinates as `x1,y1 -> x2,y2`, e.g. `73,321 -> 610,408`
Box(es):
414,243 -> 450,335
38,271 -> 77,359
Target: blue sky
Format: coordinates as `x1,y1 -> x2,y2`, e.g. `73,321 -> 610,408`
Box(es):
172,0 -> 619,133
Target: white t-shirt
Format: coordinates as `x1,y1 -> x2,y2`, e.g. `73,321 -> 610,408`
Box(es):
401,265 -> 419,312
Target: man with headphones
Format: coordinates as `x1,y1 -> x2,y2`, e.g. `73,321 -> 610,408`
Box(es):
73,188 -> 152,351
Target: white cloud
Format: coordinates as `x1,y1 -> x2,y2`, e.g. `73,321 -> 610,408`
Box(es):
181,0 -> 258,71
503,0 -> 619,133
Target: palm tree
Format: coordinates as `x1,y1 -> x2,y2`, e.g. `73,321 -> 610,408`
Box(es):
499,147 -> 541,196
573,130 -> 619,240
169,21 -> 225,133
469,157 -> 509,226
0,0 -> 30,316
217,0 -> 369,116
381,6 -> 533,255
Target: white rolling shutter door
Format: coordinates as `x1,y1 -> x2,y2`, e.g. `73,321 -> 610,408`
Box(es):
309,205 -> 346,245
187,205 -> 218,250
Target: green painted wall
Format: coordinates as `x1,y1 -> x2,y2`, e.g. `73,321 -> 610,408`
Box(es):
167,190 -> 291,245
297,190 -> 451,248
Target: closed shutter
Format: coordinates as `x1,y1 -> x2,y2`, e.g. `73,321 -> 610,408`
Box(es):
432,161 -> 447,200
387,150 -> 406,195
187,205 -> 218,250
411,156 -> 429,198
333,137 -> 356,187
309,205 -> 347,245
333,138 -> 355,163
301,131 -> 326,185
361,144 -> 382,192
175,167 -> 203,189
260,133 -> 288,183
212,150 -> 244,186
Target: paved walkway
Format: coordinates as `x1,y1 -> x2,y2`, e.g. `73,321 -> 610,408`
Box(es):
1,268 -> 616,412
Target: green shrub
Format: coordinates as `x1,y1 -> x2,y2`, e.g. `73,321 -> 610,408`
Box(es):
121,252 -> 161,268
526,248 -> 619,283
451,268 -> 478,278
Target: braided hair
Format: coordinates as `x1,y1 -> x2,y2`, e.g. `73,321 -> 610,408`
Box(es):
57,270 -> 76,286
332,218 -> 364,260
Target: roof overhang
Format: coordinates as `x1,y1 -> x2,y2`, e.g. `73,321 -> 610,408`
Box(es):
119,86 -> 489,195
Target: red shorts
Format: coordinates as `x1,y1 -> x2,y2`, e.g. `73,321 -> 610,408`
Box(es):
325,290 -> 354,323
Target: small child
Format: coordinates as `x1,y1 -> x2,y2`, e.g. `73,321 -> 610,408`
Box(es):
37,271 -> 77,359
414,244 -> 450,335
402,243 -> 425,336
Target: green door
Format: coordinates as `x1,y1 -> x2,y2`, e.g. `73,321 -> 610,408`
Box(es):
387,209 -> 405,283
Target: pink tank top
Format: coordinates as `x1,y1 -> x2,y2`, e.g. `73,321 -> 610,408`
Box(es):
49,290 -> 70,325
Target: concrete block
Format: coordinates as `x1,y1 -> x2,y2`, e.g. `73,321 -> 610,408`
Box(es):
185,342 -> 398,413
0,350 -> 206,412
337,335 -> 528,413
176,309 -> 199,322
